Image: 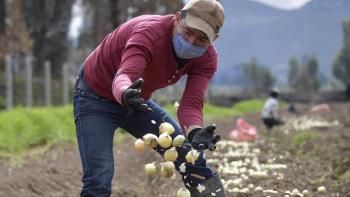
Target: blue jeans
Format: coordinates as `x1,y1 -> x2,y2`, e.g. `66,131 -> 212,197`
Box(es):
73,78 -> 214,197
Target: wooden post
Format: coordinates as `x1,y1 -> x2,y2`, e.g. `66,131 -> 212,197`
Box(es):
44,61 -> 52,106
5,54 -> 13,109
26,55 -> 33,107
62,63 -> 69,105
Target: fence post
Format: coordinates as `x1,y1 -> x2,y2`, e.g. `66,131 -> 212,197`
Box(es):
62,63 -> 69,105
44,61 -> 52,106
5,54 -> 13,110
206,81 -> 213,104
26,55 -> 33,107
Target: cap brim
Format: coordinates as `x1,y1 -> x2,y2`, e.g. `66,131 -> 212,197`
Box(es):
185,12 -> 216,43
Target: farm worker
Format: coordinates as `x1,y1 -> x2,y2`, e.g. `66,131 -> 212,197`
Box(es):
73,0 -> 226,196
261,88 -> 284,130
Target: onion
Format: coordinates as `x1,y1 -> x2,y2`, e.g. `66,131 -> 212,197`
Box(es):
159,122 -> 175,135
160,161 -> 175,177
144,163 -> 157,177
317,186 -> 326,193
158,133 -> 172,148
302,189 -> 309,196
142,133 -> 158,148
134,138 -> 144,152
291,189 -> 299,196
185,149 -> 199,164
177,188 -> 191,197
172,135 -> 185,147
164,147 -> 178,161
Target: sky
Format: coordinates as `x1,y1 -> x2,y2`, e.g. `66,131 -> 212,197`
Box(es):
68,0 -> 83,40
183,0 -> 313,11
248,0 -> 313,10
69,0 -> 314,41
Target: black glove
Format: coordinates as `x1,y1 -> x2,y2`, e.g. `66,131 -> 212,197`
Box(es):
187,124 -> 221,151
122,78 -> 153,113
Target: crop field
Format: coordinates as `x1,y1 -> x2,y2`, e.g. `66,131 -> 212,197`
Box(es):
0,101 -> 349,197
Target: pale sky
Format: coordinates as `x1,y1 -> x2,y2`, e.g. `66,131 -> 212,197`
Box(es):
248,0 -> 313,11
184,0 -> 313,11
68,0 -> 83,40
69,0 -> 313,40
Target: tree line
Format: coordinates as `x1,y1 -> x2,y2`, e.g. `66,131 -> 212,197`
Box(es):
0,1 -> 349,108
0,0 -> 182,108
241,20 -> 350,98
0,0 -> 182,75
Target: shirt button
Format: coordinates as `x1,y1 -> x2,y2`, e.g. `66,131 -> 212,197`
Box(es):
172,75 -> 176,79
167,80 -> 171,83
176,71 -> 179,73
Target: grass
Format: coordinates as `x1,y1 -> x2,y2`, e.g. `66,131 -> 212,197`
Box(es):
290,131 -> 314,148
340,170 -> 350,181
164,99 -> 272,119
0,99 -> 280,158
0,106 -> 76,158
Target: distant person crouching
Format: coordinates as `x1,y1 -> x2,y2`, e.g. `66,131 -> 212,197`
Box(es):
261,89 -> 284,130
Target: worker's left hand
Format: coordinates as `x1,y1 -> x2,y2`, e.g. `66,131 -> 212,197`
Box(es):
122,78 -> 153,113
187,124 -> 221,151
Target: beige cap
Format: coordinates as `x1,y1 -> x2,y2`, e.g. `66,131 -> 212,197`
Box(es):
182,0 -> 225,43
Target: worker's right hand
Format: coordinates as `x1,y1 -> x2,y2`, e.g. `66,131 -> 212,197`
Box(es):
122,78 -> 153,113
187,125 -> 221,151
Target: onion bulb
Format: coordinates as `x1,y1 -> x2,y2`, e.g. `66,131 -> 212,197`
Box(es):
172,135 -> 185,147
142,133 -> 158,148
158,133 -> 172,148
317,186 -> 326,193
177,188 -> 191,197
160,161 -> 175,177
144,163 -> 157,177
134,138 -> 144,152
164,147 -> 178,161
159,122 -> 175,135
185,149 -> 199,163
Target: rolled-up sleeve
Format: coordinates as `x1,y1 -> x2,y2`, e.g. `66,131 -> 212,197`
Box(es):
112,31 -> 154,104
177,56 -> 217,134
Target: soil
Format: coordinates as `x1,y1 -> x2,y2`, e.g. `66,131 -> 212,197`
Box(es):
0,102 -> 349,197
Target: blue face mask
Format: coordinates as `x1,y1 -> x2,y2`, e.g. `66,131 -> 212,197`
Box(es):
172,33 -> 207,59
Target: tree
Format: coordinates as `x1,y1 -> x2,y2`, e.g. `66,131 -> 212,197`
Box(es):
0,0 -> 5,106
3,0 -> 33,56
333,20 -> 350,94
109,0 -> 120,29
79,0 -> 182,49
0,0 -> 5,34
288,57 -> 298,88
288,55 -> 320,94
242,57 -> 275,95
21,0 -> 74,76
77,0 -> 123,49
0,0 -> 6,66
305,55 -> 320,91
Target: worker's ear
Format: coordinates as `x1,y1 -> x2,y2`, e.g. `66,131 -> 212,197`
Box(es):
175,11 -> 181,23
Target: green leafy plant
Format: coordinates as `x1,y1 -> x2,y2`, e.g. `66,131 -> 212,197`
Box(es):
291,131 -> 313,148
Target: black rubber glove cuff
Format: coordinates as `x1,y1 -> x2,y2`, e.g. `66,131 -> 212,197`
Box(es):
121,78 -> 152,113
187,128 -> 201,143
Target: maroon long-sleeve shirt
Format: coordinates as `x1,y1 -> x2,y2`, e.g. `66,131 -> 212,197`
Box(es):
83,14 -> 218,133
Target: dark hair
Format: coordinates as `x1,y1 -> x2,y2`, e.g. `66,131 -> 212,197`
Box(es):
270,91 -> 278,98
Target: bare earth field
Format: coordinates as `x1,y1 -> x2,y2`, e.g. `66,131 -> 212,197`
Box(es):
0,102 -> 349,197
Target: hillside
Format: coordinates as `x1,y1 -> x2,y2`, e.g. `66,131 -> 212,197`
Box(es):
214,0 -> 350,86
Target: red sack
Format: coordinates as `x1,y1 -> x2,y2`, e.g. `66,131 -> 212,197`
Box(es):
230,118 -> 258,141
310,104 -> 331,113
